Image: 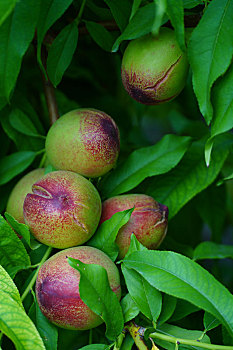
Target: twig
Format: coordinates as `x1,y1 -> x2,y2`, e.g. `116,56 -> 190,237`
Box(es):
125,322 -> 150,350
21,246 -> 52,302
41,45 -> 59,125
126,322 -> 233,350
150,330 -> 233,350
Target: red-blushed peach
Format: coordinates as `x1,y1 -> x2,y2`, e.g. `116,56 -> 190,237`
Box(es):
6,168 -> 45,223
121,27 -> 189,105
23,170 -> 101,248
100,194 -> 168,258
45,109 -> 120,178
36,246 -> 121,330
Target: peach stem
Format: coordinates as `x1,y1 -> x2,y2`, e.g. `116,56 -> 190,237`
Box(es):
21,246 -> 53,302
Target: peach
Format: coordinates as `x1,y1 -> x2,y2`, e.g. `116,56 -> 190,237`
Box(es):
121,27 -> 189,105
6,168 -> 45,223
45,109 -> 120,178
36,246 -> 121,330
100,194 -> 168,258
23,170 -> 101,248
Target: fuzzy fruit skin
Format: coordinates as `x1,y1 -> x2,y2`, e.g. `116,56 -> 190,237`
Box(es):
100,194 -> 168,258
45,109 -> 120,178
121,27 -> 189,105
23,170 -> 101,248
36,246 -> 121,330
6,168 -> 45,223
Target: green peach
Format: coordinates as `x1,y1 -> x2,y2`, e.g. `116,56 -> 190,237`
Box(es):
121,27 -> 189,105
23,170 -> 101,248
6,168 -> 45,223
45,109 -> 120,178
100,194 -> 168,258
36,246 -> 121,330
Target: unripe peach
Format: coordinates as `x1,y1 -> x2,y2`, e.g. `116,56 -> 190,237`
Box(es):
45,109 -> 120,178
6,168 -> 45,223
100,194 -> 168,258
23,170 -> 101,248
121,27 -> 189,105
36,246 -> 121,330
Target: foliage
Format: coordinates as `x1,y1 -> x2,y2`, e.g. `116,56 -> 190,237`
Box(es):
0,0 -> 233,349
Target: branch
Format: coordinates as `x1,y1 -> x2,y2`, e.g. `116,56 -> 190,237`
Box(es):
126,322 -> 233,350
125,322 -> 150,350
150,330 -> 233,350
43,12 -> 202,47
41,45 -> 59,125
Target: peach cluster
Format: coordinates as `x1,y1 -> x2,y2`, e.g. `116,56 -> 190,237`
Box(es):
5,27 -> 187,330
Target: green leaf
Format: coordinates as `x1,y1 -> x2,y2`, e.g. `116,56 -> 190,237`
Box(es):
0,264 -> 23,308
157,294 -> 177,325
34,294 -> 58,350
100,134 -> 191,198
68,258 -> 124,341
0,215 -> 31,277
152,0 -> 167,36
211,63 -> 233,138
193,242 -> 233,261
205,63 -> 233,165
188,0 -> 233,124
37,0 -> 73,47
155,323 -> 210,350
124,250 -> 233,337
0,0 -> 17,26
194,184 -> 226,242
85,21 -> 116,52
0,0 -> 40,101
183,0 -> 203,8
121,293 -> 140,323
144,137 -> 231,219
1,108 -> 44,152
222,326 -> 233,346
0,267 -> 45,350
130,0 -> 142,21
79,346 -> 110,350
12,90 -> 45,135
122,265 -> 162,323
112,3 -> 157,52
0,151 -> 36,185
9,108 -> 44,138
4,212 -> 41,250
47,23 -> 79,87
88,208 -> 134,261
124,233 -> 148,259
121,334 -> 134,350
169,299 -> 199,322
103,0 -> 131,32
204,312 -> 221,332
167,0 -> 185,50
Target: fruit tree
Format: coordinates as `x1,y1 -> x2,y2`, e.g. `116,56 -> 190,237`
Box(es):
1,1 -> 233,350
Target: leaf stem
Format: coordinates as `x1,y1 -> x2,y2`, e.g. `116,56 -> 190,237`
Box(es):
113,332 -> 125,350
75,0 -> 87,25
21,246 -> 52,302
36,148 -> 45,156
150,331 -> 233,350
39,152 -> 47,168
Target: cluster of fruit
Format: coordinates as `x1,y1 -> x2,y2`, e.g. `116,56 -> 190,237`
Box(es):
6,27 -> 188,331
